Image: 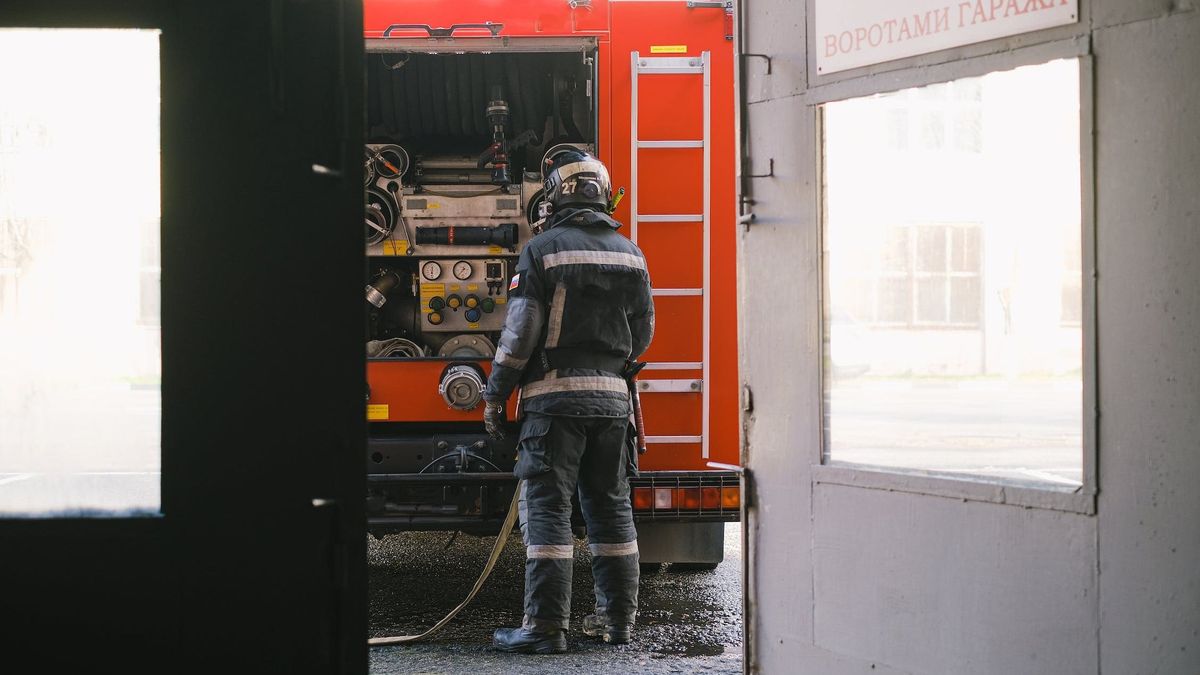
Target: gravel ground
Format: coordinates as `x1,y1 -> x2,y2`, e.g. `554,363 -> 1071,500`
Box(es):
368,523 -> 743,674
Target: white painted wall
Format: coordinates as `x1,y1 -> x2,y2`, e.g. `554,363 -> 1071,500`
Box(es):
739,1 -> 1200,672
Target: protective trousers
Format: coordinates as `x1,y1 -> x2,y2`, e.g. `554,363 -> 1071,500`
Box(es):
516,412 -> 639,632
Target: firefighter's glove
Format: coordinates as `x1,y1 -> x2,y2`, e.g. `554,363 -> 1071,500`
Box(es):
483,401 -> 505,440
622,360 -> 647,379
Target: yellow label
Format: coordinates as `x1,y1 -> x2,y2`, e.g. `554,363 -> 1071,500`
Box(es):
420,283 -> 445,296
488,245 -> 503,254
495,296 -> 507,305
467,323 -> 480,330
381,240 -> 409,256
651,44 -> 688,54
449,285 -> 460,292
427,202 -> 441,209
467,284 -> 479,292
367,404 -> 389,421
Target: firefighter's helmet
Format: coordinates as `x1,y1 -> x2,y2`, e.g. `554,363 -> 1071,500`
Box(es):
541,144 -> 612,213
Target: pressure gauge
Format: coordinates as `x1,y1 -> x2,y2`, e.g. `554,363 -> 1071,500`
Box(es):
421,261 -> 443,280
452,260 -> 473,281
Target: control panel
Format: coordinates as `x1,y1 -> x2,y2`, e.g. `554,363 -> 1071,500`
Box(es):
418,258 -> 508,332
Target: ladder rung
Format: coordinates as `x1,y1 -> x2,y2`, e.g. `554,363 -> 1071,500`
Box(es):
635,56 -> 705,74
652,288 -> 703,296
641,68 -> 703,75
643,362 -> 703,371
645,436 -> 703,444
637,379 -> 703,393
638,140 -> 703,149
637,214 -> 703,223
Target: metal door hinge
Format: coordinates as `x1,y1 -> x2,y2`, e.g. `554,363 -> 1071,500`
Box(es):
742,385 -> 754,413
740,157 -> 773,229
739,194 -> 756,229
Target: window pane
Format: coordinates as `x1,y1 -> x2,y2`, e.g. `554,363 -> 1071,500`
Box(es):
949,277 -> 981,324
886,109 -> 909,151
916,81 -> 949,101
953,109 -> 983,153
845,278 -> 874,324
916,226 -> 946,272
0,29 -> 161,516
881,227 -> 909,272
1061,220 -> 1083,325
951,226 -> 982,273
954,77 -> 983,102
1060,279 -> 1083,325
877,278 -> 911,324
822,59 -> 1083,486
915,277 -> 947,323
918,111 -> 945,150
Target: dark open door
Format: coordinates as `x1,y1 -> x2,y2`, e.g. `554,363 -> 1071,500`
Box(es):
0,2 -> 366,673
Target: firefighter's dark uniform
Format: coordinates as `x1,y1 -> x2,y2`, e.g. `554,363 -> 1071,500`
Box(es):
483,205 -> 654,637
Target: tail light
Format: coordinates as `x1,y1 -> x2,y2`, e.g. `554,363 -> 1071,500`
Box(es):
630,477 -> 740,513
676,488 -> 702,509
721,486 -> 740,509
633,487 -> 652,511
653,488 -> 674,509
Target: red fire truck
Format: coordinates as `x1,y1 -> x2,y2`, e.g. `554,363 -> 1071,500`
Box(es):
362,0 -> 739,567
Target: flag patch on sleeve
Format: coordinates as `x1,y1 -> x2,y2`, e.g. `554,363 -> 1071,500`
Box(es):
509,273 -> 521,291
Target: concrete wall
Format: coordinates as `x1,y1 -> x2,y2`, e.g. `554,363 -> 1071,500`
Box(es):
739,1 -> 1199,673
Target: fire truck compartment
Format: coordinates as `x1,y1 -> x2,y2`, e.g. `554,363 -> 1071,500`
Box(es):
366,47 -> 596,172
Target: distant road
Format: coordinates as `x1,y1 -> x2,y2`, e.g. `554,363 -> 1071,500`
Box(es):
828,379 -> 1083,484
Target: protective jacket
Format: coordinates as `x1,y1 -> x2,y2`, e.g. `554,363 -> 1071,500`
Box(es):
483,206 -> 654,416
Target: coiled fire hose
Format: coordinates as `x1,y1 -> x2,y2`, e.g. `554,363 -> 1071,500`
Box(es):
368,482 -> 522,646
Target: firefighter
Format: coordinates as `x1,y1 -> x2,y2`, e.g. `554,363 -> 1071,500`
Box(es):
482,147 -> 654,654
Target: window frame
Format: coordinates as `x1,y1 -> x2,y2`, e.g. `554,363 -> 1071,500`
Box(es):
0,28 -> 164,518
812,39 -> 1097,515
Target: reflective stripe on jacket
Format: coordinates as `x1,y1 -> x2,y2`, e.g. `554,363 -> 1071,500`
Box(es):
483,207 -> 655,417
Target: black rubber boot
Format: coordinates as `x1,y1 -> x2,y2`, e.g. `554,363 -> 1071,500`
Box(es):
581,614 -> 633,645
492,627 -> 568,654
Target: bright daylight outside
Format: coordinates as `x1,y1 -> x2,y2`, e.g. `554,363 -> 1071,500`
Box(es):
822,58 -> 1083,487
0,29 -> 161,515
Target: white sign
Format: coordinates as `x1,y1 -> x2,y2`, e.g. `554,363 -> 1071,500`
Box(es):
816,0 -> 1078,74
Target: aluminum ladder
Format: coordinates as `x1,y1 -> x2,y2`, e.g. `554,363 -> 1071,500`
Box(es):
629,50 -> 712,458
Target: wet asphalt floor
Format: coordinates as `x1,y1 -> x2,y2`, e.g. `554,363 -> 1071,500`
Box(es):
368,523 -> 743,674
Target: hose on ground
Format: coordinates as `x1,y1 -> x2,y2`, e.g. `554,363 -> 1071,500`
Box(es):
368,481 -> 522,646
